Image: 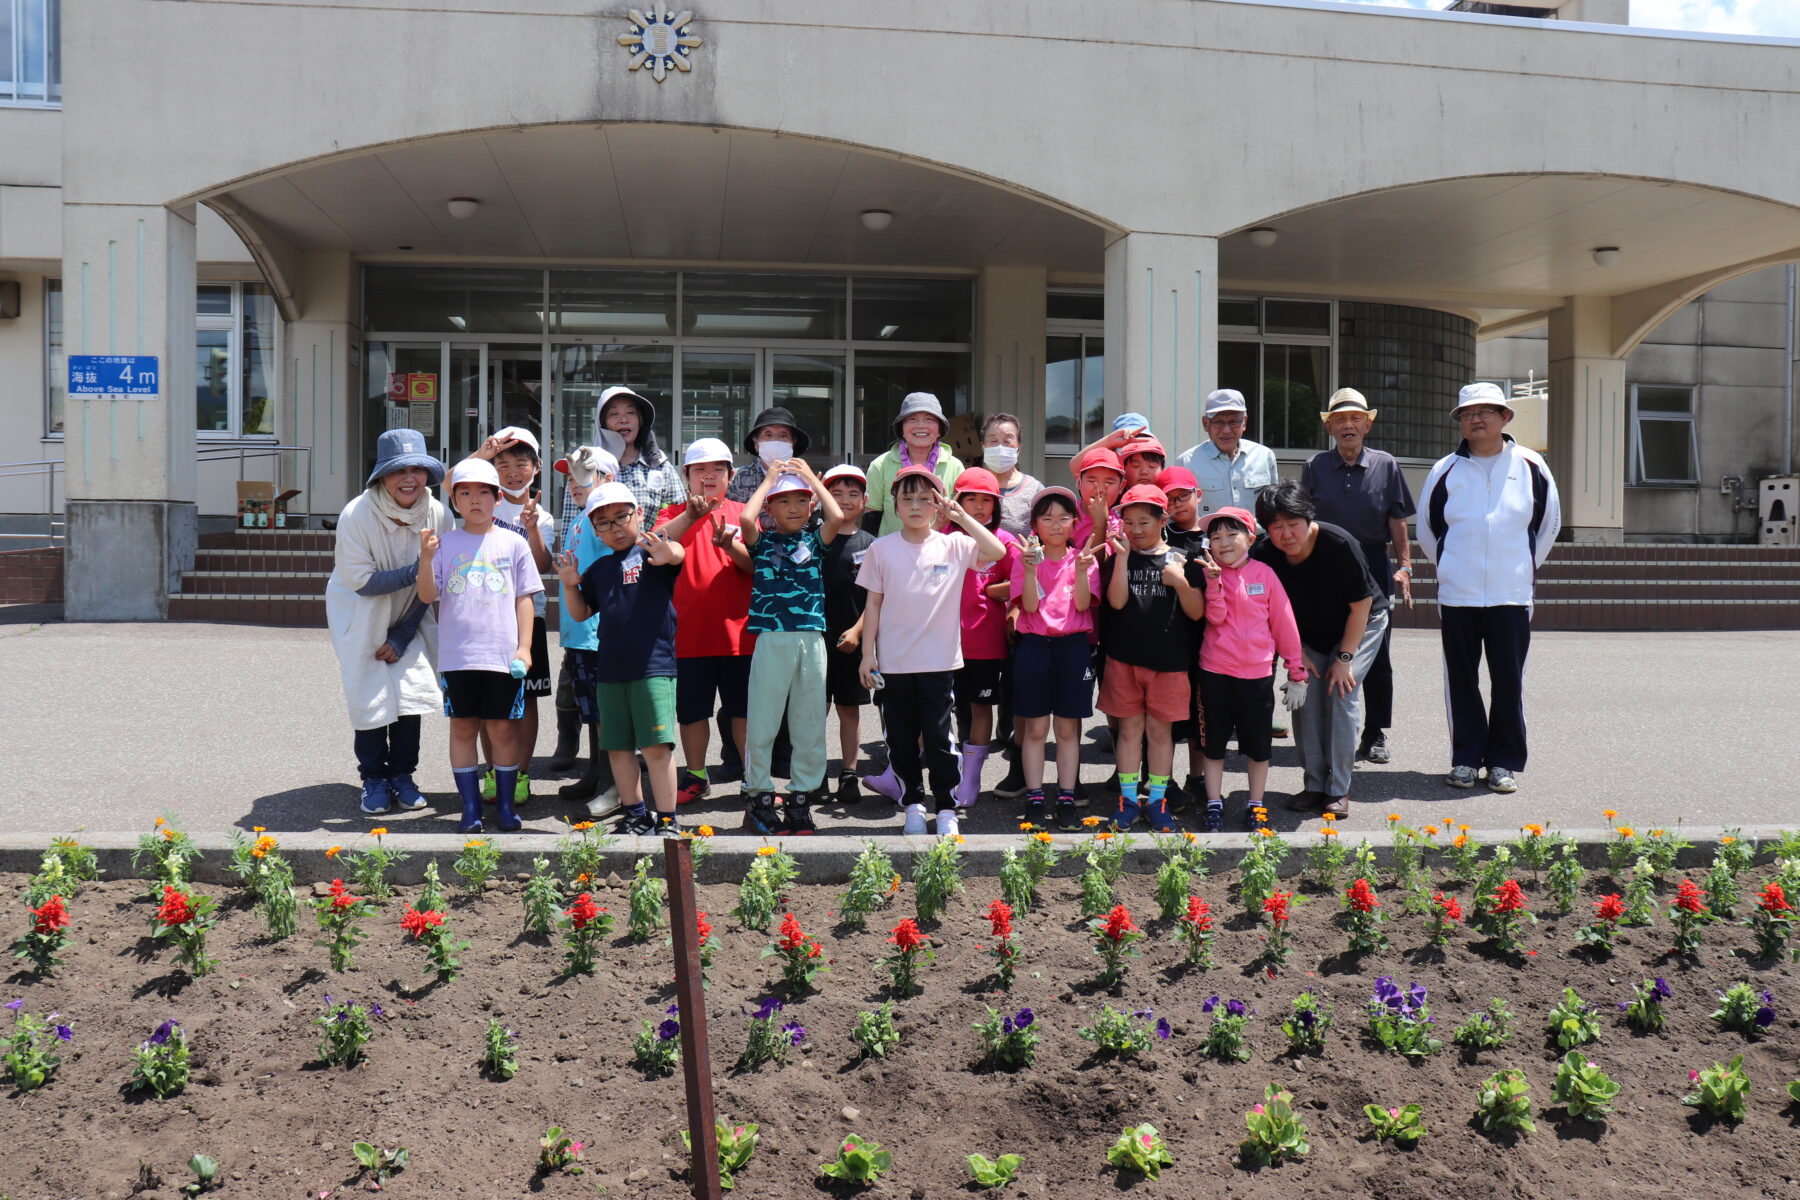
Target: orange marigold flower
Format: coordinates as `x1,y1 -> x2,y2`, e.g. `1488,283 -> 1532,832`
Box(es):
1081,816 -> 1103,828
757,845 -> 778,857
1721,835 -> 1736,845
887,872 -> 903,893
1095,831 -> 1114,841
1183,831 -> 1199,843
572,820 -> 596,832
1019,822 -> 1036,832
1320,827 -> 1340,838
1032,832 -> 1054,844
368,827 -> 389,838
1452,834 -> 1468,849
696,825 -> 715,838
252,826 -> 266,833
325,845 -> 342,858
154,818 -> 166,828
161,828 -> 177,841
1615,826 -> 1635,839
1601,809 -> 1617,820
1257,827 -> 1276,838
1649,829 -> 1666,839
1386,812 -> 1401,824
1521,823 -> 1545,837
1321,812 -> 1338,823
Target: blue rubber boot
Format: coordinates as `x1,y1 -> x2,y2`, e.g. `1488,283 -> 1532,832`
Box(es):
492,763 -> 524,832
454,766 -> 484,834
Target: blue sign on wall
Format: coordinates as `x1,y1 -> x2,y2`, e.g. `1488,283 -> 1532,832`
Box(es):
69,355 -> 160,396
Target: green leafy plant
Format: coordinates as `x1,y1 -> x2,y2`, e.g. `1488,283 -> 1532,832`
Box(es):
1704,858 -> 1740,919
152,884 -> 220,976
762,912 -> 829,993
1389,823 -> 1427,893
1198,996 -> 1254,1063
1109,1122 -> 1176,1179
452,836 -> 501,895
1544,842 -> 1586,915
912,837 -> 966,922
2,1000 -> 70,1090
627,855 -> 667,941
1342,877 -> 1387,953
316,997 -> 378,1067
24,836 -> 100,907
556,819 -> 613,886
1547,987 -> 1602,1050
851,1001 -> 901,1059
1238,832 -> 1287,915
224,829 -> 297,939
1239,1086 -> 1309,1168
134,815 -> 196,898
1152,832 -> 1211,920
129,1019 -> 190,1099
1482,877 -> 1534,953
1089,903 -> 1144,987
734,850 -> 786,932
1621,977 -> 1671,1033
967,1151 -> 1024,1190
1364,1102 -> 1427,1147
340,827 -> 408,903
1367,977 -> 1442,1059
520,855 -> 563,937
1744,881 -> 1795,961
1282,992 -> 1333,1054
1683,1056 -> 1750,1122
417,859 -> 446,914
1007,828 -> 1062,913
634,1004 -> 683,1076
683,1119 -> 760,1191
1474,1068 -> 1535,1134
1605,823 -> 1638,876
1642,825 -> 1693,875
838,840 -> 898,927
1079,1004 -> 1170,1058
1551,1051 -> 1620,1119
12,893 -> 72,974
1077,865 -> 1115,919
560,892 -> 614,975
820,1133 -> 890,1187
1452,999 -> 1515,1052
351,1141 -> 409,1186
481,1018 -> 518,1080
1509,824 -> 1555,879
1424,891 -> 1462,948
973,1007 -> 1038,1069
536,1126 -> 584,1176
1620,857 -> 1658,926
1443,827 -> 1481,881
400,904 -> 469,981
882,917 -> 933,996
1787,1080 -> 1800,1104
737,996 -> 804,1070
183,1153 -> 219,1195
1711,981 -> 1776,1037
1717,829 -> 1756,873
312,878 -> 372,973
1305,827 -> 1349,891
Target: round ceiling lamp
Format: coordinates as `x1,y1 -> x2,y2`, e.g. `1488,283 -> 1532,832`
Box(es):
861,209 -> 894,232
1247,227 -> 1278,249
1592,246 -> 1622,267
446,197 -> 481,221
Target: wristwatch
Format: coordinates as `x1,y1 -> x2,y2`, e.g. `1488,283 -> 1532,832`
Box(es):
1335,651 -> 1354,663
1395,565 -> 1412,575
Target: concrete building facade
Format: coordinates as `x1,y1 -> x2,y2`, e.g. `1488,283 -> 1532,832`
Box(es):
4,0 -> 1800,618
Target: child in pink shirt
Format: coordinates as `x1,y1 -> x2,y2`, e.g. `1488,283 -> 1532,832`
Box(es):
1195,507 -> 1307,832
1008,487 -> 1102,830
945,468 -> 1020,810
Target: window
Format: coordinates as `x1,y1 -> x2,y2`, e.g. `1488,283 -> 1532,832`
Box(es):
1630,384 -> 1698,485
1,0 -> 60,105
196,283 -> 277,437
44,277 -> 62,434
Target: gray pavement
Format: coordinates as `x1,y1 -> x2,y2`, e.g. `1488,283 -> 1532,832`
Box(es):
3,611 -> 1799,844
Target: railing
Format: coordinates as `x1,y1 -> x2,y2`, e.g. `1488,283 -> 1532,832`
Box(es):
196,443 -> 316,526
0,457 -> 62,545
1,0 -> 60,106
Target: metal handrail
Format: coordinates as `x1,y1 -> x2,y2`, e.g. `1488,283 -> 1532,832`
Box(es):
0,457 -> 63,546
196,443 -> 315,525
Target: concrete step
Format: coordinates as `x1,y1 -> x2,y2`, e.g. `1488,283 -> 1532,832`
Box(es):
168,595 -> 326,626
197,529 -> 335,551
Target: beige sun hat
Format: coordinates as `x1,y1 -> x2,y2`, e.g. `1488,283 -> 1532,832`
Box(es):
1320,388 -> 1377,423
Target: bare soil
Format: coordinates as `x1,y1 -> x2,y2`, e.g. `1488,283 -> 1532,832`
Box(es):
3,859 -> 1799,1200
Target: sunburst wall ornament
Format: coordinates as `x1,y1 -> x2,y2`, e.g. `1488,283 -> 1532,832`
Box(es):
618,7 -> 702,82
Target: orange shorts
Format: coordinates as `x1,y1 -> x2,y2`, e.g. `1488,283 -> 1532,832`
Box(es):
1098,658 -> 1191,723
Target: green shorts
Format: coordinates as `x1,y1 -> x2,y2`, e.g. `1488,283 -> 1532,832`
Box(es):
597,676 -> 677,751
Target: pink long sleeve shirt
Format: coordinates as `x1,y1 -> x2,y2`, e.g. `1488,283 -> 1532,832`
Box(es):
1198,558 -> 1304,680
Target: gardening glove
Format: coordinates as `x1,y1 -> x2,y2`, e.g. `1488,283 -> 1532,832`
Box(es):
1282,676 -> 1308,712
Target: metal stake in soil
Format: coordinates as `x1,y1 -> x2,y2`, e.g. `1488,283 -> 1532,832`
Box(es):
663,836 -> 722,1200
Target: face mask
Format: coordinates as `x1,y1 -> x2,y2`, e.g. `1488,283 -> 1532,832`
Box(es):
984,445 -> 1019,473
758,440 -> 792,465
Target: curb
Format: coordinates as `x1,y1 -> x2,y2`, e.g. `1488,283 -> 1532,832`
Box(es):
1,826 -> 1785,887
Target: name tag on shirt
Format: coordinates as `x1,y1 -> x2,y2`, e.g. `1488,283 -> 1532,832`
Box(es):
791,542 -> 812,565
622,547 -> 645,585
927,562 -> 951,582
1247,582 -> 1266,596
851,550 -> 868,566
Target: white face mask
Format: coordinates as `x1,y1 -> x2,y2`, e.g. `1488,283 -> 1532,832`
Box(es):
983,445 -> 1019,473
758,440 -> 793,465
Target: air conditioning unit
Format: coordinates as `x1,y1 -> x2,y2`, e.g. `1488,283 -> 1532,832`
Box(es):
1759,475 -> 1798,546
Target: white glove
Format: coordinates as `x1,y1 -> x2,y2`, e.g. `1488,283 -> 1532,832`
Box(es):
1282,677 -> 1308,711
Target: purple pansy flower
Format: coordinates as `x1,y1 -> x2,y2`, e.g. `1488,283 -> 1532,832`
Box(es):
1226,999 -> 1247,1018
656,1018 -> 681,1041
751,996 -> 784,1021
1202,995 -> 1219,1014
149,1020 -> 178,1046
1013,1008 -> 1035,1030
1133,1008 -> 1154,1020
1651,978 -> 1672,1002
4,999 -> 23,1012
53,1022 -> 73,1042
1155,1017 -> 1173,1040
667,1003 -> 681,1016
780,1020 -> 806,1046
369,1004 -> 385,1019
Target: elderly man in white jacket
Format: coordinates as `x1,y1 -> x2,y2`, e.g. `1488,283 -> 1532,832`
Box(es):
1418,383 -> 1561,794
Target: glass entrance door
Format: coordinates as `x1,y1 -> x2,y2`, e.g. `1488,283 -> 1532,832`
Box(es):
551,343 -> 675,457
682,349 -> 759,451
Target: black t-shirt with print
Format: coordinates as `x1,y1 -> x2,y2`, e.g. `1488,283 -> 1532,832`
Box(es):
1249,520 -> 1386,651
1101,547 -> 1204,674
822,528 -> 875,638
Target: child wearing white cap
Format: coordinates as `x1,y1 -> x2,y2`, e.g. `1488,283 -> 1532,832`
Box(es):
547,444 -> 622,814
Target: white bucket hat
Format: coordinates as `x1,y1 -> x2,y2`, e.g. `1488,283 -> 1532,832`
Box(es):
1451,382 -> 1514,419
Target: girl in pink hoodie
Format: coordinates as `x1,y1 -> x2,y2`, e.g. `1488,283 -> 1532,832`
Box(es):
1195,507 -> 1307,832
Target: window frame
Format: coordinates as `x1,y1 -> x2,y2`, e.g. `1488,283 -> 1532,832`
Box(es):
1628,383 -> 1699,487
1,0 -> 61,108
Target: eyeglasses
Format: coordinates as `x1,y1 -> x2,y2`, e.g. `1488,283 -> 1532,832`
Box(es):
1458,407 -> 1505,421
591,513 -> 636,531
1206,416 -> 1246,429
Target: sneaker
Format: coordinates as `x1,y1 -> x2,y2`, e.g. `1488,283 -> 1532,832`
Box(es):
1146,798 -> 1176,834
1202,802 -> 1224,833
1487,767 -> 1519,794
479,769 -> 496,802
586,786 -> 621,819
1163,777 -> 1193,813
1113,795 -> 1141,831
902,804 -> 929,835
935,808 -> 960,838
676,773 -> 710,807
358,778 -> 393,815
512,771 -> 532,805
1362,733 -> 1391,765
1054,793 -> 1080,832
1023,794 -> 1049,827
389,775 -> 428,811
834,773 -> 860,805
1446,765 -> 1478,789
653,811 -> 688,835
993,758 -> 1028,799
617,807 -> 657,836
744,791 -> 784,836
785,791 -> 818,836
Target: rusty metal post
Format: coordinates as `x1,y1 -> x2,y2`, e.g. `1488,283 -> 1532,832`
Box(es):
663,836 -> 722,1200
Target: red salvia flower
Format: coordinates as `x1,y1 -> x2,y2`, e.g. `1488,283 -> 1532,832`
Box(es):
1593,893 -> 1627,924
1489,879 -> 1526,914
1262,891 -> 1293,924
1672,878 -> 1707,915
1183,895 -> 1213,930
400,906 -> 443,938
778,912 -> 807,952
889,917 -> 926,953
1757,882 -> 1791,913
987,899 -> 1015,939
1432,893 -> 1462,922
695,912 -> 712,947
30,894 -> 69,935
566,892 -> 601,932
156,886 -> 194,927
326,878 -> 359,912
1345,878 -> 1379,914
1100,904 -> 1138,941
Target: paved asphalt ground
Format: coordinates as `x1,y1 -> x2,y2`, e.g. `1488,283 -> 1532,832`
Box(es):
4,610 -> 1798,844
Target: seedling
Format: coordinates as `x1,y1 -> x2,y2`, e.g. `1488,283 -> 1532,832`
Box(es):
820,1133 -> 890,1187
351,1141 -> 409,1186
1239,1087 -> 1309,1167
1109,1123 -> 1176,1179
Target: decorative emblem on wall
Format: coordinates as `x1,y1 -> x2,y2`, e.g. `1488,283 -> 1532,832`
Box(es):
618,7 -> 702,82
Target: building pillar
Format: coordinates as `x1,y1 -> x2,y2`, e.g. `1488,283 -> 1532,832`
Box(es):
973,266 -> 1047,475
1547,296 -> 1627,544
289,250 -> 361,520
61,203 -> 199,620
1102,232 -> 1218,458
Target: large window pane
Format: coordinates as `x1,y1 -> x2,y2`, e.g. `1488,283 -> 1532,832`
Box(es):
1261,343 -> 1328,451
681,351 -> 757,452
683,274 -> 845,340
1219,298 -> 1260,329
1218,340 -> 1260,437
853,352 -> 969,457
1078,336 -> 1105,449
1263,299 -> 1331,336
549,270 -> 677,337
1636,386 -> 1693,414
2,0 -> 61,103
852,277 -> 971,343
1639,418 -> 1696,482
769,352 -> 844,460
45,278 -> 62,434
241,284 -> 277,436
195,329 -> 231,432
1046,291 -> 1103,322
556,343 -> 674,452
1044,334 -> 1082,449
365,267 -> 544,335
196,284 -> 233,315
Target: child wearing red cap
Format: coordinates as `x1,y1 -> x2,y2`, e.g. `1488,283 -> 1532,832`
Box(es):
943,468 -> 1021,812
1156,465 -> 1208,804
1099,484 -> 1204,831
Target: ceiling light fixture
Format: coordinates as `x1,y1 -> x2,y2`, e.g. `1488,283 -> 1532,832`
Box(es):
446,197 -> 481,221
1592,246 -> 1621,267
1247,227 -> 1278,249
861,209 -> 894,232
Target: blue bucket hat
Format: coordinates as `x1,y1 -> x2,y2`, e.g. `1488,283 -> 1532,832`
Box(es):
367,428 -> 445,487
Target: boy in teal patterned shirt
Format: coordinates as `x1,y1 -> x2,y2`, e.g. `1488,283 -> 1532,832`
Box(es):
738,459 -> 848,835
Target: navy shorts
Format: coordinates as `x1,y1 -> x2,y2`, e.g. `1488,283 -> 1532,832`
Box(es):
676,654 -> 752,725
522,616 -> 552,695
1197,670 -> 1275,762
442,670 -> 526,722
1011,634 -> 1094,720
955,658 -> 1005,706
826,641 -> 870,707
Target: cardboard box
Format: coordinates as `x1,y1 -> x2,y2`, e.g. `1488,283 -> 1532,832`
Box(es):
236,482 -> 304,529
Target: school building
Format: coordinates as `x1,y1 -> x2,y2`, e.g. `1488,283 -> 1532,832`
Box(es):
2,0 -> 1799,623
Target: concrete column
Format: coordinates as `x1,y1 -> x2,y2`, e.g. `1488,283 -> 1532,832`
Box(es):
1102,232 -> 1218,458
61,203 -> 199,620
973,266 -> 1047,475
1547,296 -> 1626,543
289,250 -> 360,520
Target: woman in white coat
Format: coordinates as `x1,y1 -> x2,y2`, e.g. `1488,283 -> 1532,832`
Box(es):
327,428 -> 455,816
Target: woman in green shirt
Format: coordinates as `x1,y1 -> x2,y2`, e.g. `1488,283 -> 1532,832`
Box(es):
863,392 -> 964,536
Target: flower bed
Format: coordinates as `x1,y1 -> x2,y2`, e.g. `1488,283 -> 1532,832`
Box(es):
3,824 -> 1799,1198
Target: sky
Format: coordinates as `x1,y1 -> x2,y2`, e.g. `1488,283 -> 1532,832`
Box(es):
1322,0 -> 1800,37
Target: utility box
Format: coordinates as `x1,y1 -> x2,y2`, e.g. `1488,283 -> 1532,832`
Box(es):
1759,476 -> 1797,546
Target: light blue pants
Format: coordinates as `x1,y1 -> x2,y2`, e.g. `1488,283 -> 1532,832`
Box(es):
745,631 -> 829,792
1292,607 -> 1390,798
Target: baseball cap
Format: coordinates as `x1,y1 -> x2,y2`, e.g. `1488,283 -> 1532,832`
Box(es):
582,481 -> 640,518
1121,436 -> 1167,462
1071,446 -> 1126,478
1154,466 -> 1200,495
1204,389 -> 1248,417
682,437 -> 734,468
446,458 -> 501,492
554,445 -> 620,487
1199,506 -> 1258,535
1029,485 -> 1080,519
766,474 -> 812,500
490,426 -> 540,455
822,464 -> 868,487
1112,412 -> 1152,433
952,467 -> 1002,499
891,464 -> 946,493
1119,484 -> 1169,512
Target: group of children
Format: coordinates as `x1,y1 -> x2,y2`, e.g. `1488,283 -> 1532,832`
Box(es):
399,391 -> 1320,838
